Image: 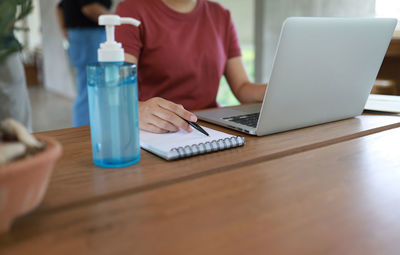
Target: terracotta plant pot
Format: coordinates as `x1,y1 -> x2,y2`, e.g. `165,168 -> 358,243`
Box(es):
0,135 -> 62,233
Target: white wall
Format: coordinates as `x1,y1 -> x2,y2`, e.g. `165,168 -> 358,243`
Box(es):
39,0 -> 76,98
14,0 -> 42,55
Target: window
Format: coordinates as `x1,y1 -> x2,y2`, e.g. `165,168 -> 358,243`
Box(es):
376,0 -> 400,32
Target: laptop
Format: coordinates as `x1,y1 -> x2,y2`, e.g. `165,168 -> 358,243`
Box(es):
197,17 -> 397,136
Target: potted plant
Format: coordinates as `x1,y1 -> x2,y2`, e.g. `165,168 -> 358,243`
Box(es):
0,1 -> 63,234
0,0 -> 33,129
0,118 -> 62,234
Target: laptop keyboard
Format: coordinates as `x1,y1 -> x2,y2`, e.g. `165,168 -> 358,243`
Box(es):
223,113 -> 260,128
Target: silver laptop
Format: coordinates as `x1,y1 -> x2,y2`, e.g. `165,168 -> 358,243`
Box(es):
197,17 -> 397,136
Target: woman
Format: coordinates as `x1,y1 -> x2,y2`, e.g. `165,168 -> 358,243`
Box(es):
115,0 -> 267,133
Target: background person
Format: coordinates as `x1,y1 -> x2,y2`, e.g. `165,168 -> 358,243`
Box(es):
56,0 -> 112,127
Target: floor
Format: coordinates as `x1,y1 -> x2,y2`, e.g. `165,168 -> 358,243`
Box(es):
28,86 -> 73,132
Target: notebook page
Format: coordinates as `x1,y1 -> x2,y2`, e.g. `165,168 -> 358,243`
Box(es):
140,127 -> 237,152
365,94 -> 400,113
140,127 -> 232,152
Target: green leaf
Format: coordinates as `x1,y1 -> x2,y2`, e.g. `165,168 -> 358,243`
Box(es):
0,40 -> 21,63
0,0 -> 33,64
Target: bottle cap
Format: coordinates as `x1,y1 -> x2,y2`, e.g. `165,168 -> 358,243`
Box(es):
98,15 -> 141,62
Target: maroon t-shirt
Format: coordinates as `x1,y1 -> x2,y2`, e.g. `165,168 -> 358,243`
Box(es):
115,0 -> 242,110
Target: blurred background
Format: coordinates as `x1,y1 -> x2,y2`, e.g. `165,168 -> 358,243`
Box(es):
14,0 -> 400,132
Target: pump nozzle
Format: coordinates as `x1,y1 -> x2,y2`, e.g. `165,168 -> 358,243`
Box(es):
98,15 -> 141,62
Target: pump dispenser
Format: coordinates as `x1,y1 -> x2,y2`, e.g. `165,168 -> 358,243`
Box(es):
98,15 -> 140,62
87,15 -> 141,168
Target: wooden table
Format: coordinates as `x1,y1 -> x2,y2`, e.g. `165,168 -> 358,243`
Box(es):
1,114 -> 400,254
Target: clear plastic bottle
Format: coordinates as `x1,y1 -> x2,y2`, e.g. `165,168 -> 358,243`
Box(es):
87,62 -> 140,168
87,15 -> 141,168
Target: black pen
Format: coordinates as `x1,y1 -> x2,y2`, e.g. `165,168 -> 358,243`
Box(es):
185,120 -> 209,136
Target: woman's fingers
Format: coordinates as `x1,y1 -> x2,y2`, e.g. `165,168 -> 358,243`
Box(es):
153,107 -> 191,132
157,98 -> 197,122
149,112 -> 179,132
139,97 -> 196,133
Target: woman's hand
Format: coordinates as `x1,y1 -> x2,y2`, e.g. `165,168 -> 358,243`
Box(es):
139,97 -> 197,133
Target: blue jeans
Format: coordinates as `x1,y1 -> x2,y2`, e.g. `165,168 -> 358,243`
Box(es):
67,28 -> 105,127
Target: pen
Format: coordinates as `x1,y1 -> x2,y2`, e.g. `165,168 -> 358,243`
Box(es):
185,120 -> 209,136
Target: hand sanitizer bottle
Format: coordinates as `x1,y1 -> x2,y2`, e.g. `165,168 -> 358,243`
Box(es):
87,15 -> 141,168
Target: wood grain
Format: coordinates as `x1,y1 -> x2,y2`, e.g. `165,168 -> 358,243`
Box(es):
3,127 -> 400,255
30,115 -> 400,215
385,37 -> 400,57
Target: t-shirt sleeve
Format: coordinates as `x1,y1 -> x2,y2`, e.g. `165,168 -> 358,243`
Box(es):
226,11 -> 242,59
115,1 -> 142,59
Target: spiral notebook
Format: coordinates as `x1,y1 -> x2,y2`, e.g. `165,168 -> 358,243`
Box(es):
140,126 -> 245,160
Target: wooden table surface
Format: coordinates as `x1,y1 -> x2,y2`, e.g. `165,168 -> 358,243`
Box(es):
27,115 -> 400,214
1,114 -> 400,254
386,36 -> 400,57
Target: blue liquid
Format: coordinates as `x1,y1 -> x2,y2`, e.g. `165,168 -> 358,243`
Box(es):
87,62 -> 140,168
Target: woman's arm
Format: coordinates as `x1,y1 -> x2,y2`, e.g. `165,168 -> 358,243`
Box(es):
124,53 -> 197,133
224,56 -> 267,103
81,2 -> 112,22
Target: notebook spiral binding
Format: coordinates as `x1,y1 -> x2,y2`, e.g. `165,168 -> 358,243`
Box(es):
170,136 -> 245,159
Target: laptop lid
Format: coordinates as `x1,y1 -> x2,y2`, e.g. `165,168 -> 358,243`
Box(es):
197,17 -> 397,136
255,17 -> 397,136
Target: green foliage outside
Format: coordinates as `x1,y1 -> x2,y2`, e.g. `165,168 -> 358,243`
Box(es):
216,46 -> 255,107
0,0 -> 33,63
